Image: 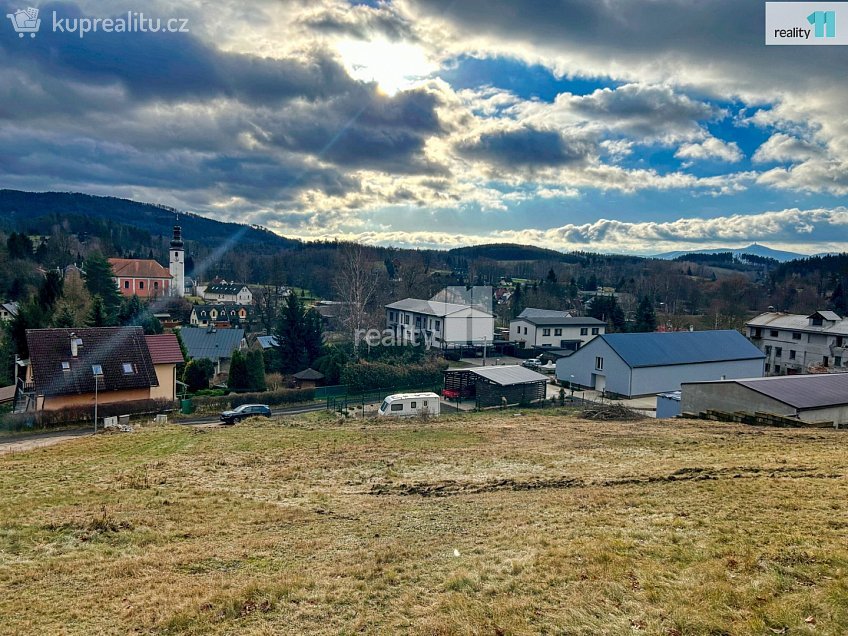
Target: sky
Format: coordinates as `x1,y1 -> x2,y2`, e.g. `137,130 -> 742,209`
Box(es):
1,0 -> 848,255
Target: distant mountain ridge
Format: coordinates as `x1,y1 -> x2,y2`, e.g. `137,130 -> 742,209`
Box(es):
0,190 -> 299,252
653,243 -> 808,263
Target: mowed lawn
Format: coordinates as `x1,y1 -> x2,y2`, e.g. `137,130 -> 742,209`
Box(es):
2,413 -> 848,635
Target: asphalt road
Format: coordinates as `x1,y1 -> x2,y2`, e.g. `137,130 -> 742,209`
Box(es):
1,402 -> 331,453
176,402 -> 328,425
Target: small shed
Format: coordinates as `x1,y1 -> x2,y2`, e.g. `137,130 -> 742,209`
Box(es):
443,365 -> 547,408
292,367 -> 324,389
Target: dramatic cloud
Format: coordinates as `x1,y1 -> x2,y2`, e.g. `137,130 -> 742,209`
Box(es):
676,137 -> 743,163
456,127 -> 594,168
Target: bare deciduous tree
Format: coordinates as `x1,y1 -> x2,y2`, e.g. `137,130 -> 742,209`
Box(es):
333,244 -> 380,343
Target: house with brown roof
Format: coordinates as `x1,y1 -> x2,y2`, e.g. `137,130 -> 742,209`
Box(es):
23,327 -> 161,411
145,334 -> 185,401
109,258 -> 172,298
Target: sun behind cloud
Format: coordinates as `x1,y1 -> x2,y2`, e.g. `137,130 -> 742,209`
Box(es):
335,37 -> 437,95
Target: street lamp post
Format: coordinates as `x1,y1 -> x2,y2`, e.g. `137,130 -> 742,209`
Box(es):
570,374 -> 575,399
92,364 -> 103,433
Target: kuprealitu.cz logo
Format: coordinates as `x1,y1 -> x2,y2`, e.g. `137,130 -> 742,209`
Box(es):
6,6 -> 190,39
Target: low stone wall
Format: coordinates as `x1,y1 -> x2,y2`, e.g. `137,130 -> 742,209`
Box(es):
683,408 -> 834,429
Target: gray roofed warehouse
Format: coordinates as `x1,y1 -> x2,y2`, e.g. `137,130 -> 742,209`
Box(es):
682,373 -> 848,426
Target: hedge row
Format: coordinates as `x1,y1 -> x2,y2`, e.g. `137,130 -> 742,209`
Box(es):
1,398 -> 175,432
340,359 -> 447,394
190,387 -> 315,412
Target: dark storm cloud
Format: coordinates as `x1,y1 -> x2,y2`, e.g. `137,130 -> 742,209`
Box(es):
567,84 -> 718,139
259,86 -> 448,173
410,0 -> 845,93
0,127 -> 357,203
0,1 -> 355,105
457,127 -> 594,168
0,0 -> 453,202
301,3 -> 415,41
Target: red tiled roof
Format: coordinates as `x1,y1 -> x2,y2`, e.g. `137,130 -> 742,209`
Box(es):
108,258 -> 172,279
26,327 -> 158,396
144,334 -> 184,365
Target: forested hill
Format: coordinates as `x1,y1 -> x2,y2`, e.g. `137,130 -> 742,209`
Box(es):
0,190 -> 299,253
448,243 -> 571,261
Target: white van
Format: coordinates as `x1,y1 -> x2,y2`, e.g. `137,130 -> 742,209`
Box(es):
377,392 -> 441,417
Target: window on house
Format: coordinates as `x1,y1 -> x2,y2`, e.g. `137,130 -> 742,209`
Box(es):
139,281 -> 144,289
775,347 -> 782,357
423,400 -> 428,406
61,361 -> 70,371
124,280 -> 130,289
154,281 -> 159,289
435,320 -> 441,332
390,403 -> 403,411
580,328 -> 588,336
812,317 -> 823,326
792,332 -> 801,340
765,345 -> 772,355
823,356 -> 829,367
789,350 -> 796,359
542,328 -> 551,336
403,315 -> 410,325
410,402 -> 417,409
770,329 -> 779,337
122,363 -> 135,374
554,328 -> 562,336
415,317 -> 421,328
591,328 -> 599,335
774,365 -> 781,374
595,356 -> 604,370
837,336 -> 845,347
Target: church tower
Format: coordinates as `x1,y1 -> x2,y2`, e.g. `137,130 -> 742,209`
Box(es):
169,225 -> 185,297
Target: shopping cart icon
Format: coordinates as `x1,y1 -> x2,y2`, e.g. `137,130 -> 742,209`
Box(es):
6,7 -> 41,38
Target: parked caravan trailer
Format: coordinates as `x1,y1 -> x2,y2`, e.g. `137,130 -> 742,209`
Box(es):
377,392 -> 440,417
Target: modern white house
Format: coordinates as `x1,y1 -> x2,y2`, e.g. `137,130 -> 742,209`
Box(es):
745,310 -> 848,375
385,298 -> 495,349
556,330 -> 765,398
510,310 -> 605,351
198,282 -> 253,305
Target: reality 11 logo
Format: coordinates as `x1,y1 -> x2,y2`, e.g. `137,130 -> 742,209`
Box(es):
808,10 -> 836,38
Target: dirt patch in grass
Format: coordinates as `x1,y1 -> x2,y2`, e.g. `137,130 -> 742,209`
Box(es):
368,464 -> 845,497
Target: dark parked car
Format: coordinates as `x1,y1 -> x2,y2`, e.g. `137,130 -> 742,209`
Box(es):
220,403 -> 272,424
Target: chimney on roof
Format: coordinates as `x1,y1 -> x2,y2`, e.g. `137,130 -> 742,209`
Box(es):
70,333 -> 82,357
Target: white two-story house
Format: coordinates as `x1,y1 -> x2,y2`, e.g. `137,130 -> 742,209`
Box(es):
385,298 -> 495,349
198,282 -> 253,305
510,311 -> 606,352
746,310 -> 848,375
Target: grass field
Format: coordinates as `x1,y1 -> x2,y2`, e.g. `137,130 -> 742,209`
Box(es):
2,412 -> 847,635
